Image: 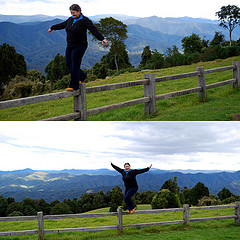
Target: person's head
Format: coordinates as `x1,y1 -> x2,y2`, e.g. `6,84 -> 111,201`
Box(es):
124,163 -> 131,171
69,4 -> 81,19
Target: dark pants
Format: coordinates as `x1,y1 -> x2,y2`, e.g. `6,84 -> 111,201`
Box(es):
65,44 -> 88,90
124,188 -> 138,211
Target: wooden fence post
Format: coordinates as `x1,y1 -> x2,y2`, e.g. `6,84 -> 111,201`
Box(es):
73,83 -> 87,121
183,204 -> 190,225
197,67 -> 206,101
143,73 -> 157,115
37,212 -> 44,240
235,202 -> 240,224
233,61 -> 240,89
117,208 -> 123,233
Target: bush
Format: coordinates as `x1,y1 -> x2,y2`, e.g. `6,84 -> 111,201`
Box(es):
187,52 -> 202,64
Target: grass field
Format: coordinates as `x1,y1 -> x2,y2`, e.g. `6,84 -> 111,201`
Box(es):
0,56 -> 240,121
0,204 -> 239,240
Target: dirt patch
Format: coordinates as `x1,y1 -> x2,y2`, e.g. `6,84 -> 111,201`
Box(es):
232,113 -> 240,121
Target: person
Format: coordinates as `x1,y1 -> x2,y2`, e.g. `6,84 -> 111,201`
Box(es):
110,161 -> 152,214
48,4 -> 108,91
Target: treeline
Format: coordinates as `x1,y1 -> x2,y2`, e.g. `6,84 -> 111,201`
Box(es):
0,177 -> 239,217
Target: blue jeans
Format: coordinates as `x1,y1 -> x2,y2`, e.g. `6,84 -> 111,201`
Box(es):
124,188 -> 138,211
65,45 -> 88,90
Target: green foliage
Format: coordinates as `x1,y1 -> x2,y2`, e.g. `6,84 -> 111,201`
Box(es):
180,187 -> 191,205
210,32 -> 225,46
0,196 -> 8,217
181,33 -> 203,54
145,49 -> 164,69
216,5 -> 240,46
217,187 -> 233,201
161,177 -> 180,195
51,202 -> 73,215
139,46 -> 152,67
0,42 -> 27,94
45,53 -> 69,84
190,182 -> 209,206
164,45 -> 187,67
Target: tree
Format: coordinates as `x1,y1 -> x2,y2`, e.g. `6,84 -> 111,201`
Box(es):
145,49 -> 164,69
0,42 -> 27,94
0,196 -> 8,217
161,177 -> 180,195
139,46 -> 152,68
45,53 -> 69,84
210,31 -> 226,46
217,187 -> 233,201
181,33 -> 203,55
94,17 -> 129,72
164,45 -> 186,67
216,5 -> 240,46
190,182 -> 209,206
51,202 -> 73,215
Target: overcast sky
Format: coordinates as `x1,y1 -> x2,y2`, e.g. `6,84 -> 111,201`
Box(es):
0,121 -> 240,171
0,0 -> 239,20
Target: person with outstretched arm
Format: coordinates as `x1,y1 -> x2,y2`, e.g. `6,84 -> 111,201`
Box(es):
110,161 -> 152,214
48,4 -> 108,91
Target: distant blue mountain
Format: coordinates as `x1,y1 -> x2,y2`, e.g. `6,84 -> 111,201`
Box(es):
0,168 -> 239,202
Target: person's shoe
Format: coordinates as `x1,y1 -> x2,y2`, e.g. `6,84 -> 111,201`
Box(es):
128,210 -> 131,213
66,88 -> 74,91
130,207 -> 136,214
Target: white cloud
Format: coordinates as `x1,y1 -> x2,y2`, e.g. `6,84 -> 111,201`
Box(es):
0,0 -> 239,19
0,122 -> 240,171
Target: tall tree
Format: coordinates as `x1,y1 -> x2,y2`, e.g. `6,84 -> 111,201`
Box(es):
0,42 -> 27,94
190,182 -> 209,206
94,17 -> 128,71
216,5 -> 240,46
140,46 -> 152,67
181,33 -> 203,55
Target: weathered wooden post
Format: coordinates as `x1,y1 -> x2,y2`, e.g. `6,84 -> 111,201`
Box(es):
117,208 -> 123,233
183,204 -> 190,225
143,73 -> 157,115
232,61 -> 240,89
235,202 -> 240,224
37,212 -> 44,240
197,67 -> 206,101
73,83 -> 87,121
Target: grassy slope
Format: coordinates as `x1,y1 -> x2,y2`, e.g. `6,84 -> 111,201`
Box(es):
0,205 -> 239,240
0,56 -> 240,121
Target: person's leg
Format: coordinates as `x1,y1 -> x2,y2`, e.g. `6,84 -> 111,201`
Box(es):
69,45 -> 87,90
124,188 -> 138,211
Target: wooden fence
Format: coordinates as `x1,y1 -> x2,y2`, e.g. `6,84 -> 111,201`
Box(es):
0,202 -> 239,239
0,62 -> 239,121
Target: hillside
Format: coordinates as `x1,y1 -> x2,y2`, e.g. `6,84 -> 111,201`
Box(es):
0,168 -> 239,202
1,14 -> 239,73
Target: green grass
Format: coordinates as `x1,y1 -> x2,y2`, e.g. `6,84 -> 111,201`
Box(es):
0,205 -> 239,240
0,56 -> 240,121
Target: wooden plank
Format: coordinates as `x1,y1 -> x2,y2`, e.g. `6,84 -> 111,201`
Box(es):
190,216 -> 235,222
40,112 -> 81,121
156,87 -> 201,101
0,230 -> 38,236
0,216 -> 37,222
155,72 -> 198,82
190,205 -> 235,211
44,226 -> 117,234
206,79 -> 235,89
0,91 -> 79,110
123,220 -> 184,229
86,79 -> 149,94
43,212 -> 118,220
204,66 -> 234,74
122,208 -> 183,215
87,97 -> 150,116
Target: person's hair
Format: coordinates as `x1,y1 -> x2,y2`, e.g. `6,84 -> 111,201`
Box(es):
124,163 -> 130,167
69,4 -> 81,12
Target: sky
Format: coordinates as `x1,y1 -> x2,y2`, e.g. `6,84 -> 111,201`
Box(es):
0,121 -> 240,171
0,0 -> 239,20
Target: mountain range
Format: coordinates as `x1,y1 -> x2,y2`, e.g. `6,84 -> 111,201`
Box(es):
0,168 -> 239,202
1,14 -> 240,73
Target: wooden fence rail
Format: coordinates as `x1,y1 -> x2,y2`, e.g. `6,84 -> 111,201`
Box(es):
0,202 -> 239,239
0,62 -> 239,120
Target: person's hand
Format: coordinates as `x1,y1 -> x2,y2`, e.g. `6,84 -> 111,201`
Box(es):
48,28 -> 52,34
110,161 -> 112,164
149,164 -> 152,169
102,39 -> 108,46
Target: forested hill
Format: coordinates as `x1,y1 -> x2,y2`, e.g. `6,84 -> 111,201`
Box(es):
0,169 -> 239,202
1,15 -> 239,73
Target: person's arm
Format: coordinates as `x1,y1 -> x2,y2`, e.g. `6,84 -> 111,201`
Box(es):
110,162 -> 123,173
48,19 -> 68,33
135,164 -> 152,174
